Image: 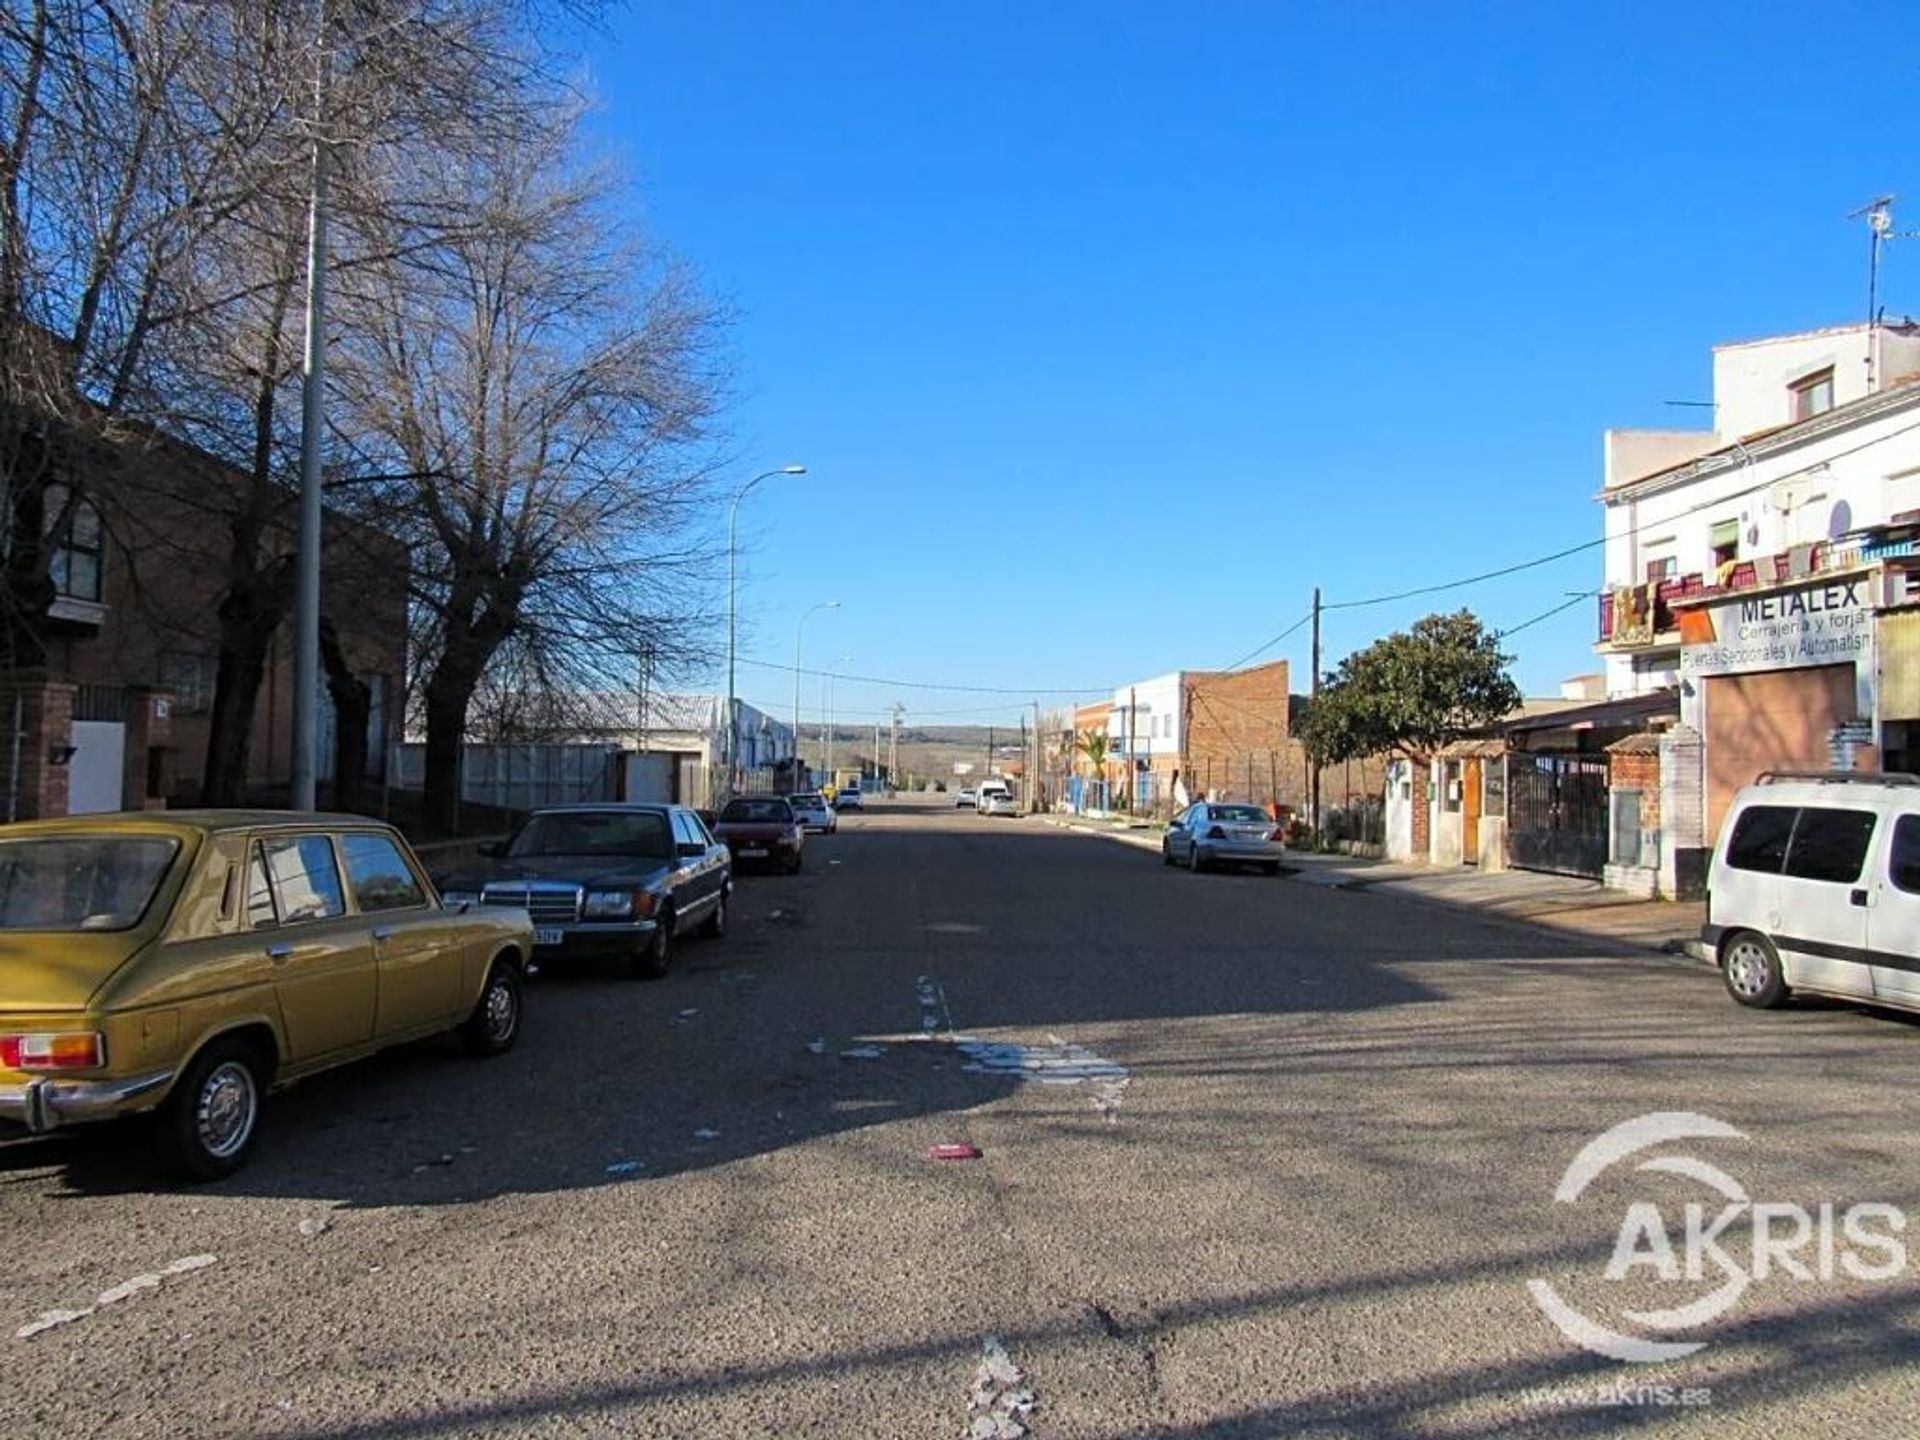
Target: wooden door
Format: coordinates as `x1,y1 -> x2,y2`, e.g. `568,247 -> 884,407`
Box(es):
1462,757 -> 1482,865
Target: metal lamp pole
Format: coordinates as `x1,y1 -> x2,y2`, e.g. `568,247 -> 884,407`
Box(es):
795,600 -> 839,784
825,655 -> 851,781
724,464 -> 806,801
290,13 -> 335,812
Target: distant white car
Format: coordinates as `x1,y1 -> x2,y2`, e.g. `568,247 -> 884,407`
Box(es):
788,792 -> 836,833
834,786 -> 863,811
956,787 -> 976,808
979,790 -> 1019,816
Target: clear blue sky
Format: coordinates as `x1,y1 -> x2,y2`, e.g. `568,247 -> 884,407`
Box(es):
583,1 -> 1920,733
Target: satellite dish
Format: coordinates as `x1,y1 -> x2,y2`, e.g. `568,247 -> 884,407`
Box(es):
1768,477 -> 1805,513
1829,499 -> 1854,540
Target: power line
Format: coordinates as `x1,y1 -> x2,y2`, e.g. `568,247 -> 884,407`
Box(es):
1220,611 -> 1313,672
1322,537 -> 1604,612
1495,591 -> 1596,640
737,656 -> 1111,696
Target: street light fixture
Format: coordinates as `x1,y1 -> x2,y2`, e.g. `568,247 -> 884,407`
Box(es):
795,600 -> 840,783
723,464 -> 807,799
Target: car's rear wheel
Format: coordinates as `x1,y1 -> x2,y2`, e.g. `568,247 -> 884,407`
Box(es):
787,851 -> 804,875
1162,840 -> 1173,866
462,957 -> 523,1055
157,1036 -> 266,1182
633,912 -> 674,979
1188,844 -> 1205,874
1722,930 -> 1788,1009
702,890 -> 728,939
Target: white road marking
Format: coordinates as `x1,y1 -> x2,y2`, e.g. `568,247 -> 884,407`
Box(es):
16,1254 -> 217,1340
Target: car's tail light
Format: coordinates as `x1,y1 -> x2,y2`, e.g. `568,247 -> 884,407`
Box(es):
1,1032 -> 106,1071
1207,825 -> 1226,839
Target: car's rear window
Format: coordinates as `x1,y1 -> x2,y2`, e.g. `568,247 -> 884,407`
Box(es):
509,811 -> 674,859
722,799 -> 793,822
0,836 -> 179,931
1210,805 -> 1269,823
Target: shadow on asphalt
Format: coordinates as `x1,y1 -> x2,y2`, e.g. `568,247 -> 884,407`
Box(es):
239,1248 -> 1920,1440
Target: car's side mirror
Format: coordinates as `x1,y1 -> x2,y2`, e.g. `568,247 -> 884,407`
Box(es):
477,841 -> 504,859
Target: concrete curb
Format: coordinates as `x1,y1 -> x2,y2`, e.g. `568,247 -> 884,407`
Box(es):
1048,817 -> 1713,963
1042,817 -> 1164,854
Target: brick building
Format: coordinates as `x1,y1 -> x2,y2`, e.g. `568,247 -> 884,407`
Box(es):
2,408 -> 407,818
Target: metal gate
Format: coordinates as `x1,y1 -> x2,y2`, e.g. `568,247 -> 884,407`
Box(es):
1506,753 -> 1609,878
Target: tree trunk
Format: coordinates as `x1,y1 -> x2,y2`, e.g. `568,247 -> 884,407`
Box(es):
200,557 -> 293,805
421,671 -> 471,837
319,616 -> 369,813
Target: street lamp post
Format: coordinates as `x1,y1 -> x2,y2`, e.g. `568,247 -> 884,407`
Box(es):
824,655 -> 852,782
795,600 -> 840,784
724,464 -> 806,800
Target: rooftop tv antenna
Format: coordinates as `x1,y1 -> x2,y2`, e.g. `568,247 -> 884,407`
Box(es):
1849,195 -> 1920,390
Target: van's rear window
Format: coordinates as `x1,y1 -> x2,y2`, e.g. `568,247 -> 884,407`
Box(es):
1725,805 -> 1795,874
0,836 -> 179,931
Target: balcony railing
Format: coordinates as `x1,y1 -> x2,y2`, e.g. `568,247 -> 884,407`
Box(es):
1598,538 -> 1878,645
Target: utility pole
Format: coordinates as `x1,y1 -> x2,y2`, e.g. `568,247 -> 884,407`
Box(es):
1031,700 -> 1042,812
1309,586 -> 1322,840
873,720 -> 882,782
1127,686 -> 1137,811
890,703 -> 904,792
1019,710 -> 1028,807
986,726 -> 994,779
636,643 -> 653,754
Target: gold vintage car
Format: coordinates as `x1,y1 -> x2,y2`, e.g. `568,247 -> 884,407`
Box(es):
0,812 -> 534,1179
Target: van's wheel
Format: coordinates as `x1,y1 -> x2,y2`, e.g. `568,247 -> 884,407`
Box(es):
1721,931 -> 1788,1009
462,958 -> 523,1055
702,890 -> 728,939
157,1036 -> 266,1181
633,912 -> 674,979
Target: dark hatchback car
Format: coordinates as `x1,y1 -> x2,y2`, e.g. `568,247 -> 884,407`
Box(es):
711,797 -> 805,873
438,804 -> 730,978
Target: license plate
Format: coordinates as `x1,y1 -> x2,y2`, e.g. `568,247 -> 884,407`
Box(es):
740,847 -> 768,858
534,927 -> 564,946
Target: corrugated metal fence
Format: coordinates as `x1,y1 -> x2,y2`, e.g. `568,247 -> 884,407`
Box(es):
391,743 -> 621,813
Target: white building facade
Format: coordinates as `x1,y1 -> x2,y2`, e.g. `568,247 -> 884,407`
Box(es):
1598,321 -> 1920,841
1107,671 -> 1187,807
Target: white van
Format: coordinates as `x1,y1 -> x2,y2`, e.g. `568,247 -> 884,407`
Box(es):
1706,772 -> 1920,1014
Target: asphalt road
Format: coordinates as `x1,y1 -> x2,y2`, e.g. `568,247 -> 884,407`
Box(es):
5,795 -> 1920,1437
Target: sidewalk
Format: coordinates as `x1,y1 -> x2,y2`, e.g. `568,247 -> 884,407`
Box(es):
1043,814 -> 1707,959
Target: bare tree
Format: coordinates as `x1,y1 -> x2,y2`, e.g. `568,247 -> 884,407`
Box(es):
334,101 -> 725,834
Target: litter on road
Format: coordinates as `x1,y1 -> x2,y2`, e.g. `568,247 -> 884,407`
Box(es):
840,1045 -> 885,1059
604,1160 -> 644,1175
967,1335 -> 1036,1438
297,1217 -> 332,1238
805,1038 -> 826,1054
928,1143 -> 983,1161
693,1128 -> 721,1141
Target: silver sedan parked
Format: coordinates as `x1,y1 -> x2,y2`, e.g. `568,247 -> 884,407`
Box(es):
1163,803 -> 1287,874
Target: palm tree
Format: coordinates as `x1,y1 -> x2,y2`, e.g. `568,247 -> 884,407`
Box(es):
1074,731 -> 1112,808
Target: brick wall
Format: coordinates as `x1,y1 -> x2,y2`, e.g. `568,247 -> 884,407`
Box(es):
1607,745 -> 1662,830
0,678 -> 75,820
1185,661 -> 1290,804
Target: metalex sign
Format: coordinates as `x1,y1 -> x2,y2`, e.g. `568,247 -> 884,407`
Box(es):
1679,578 -> 1871,678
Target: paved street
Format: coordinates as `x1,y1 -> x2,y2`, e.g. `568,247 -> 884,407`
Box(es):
5,795 -> 1919,1438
